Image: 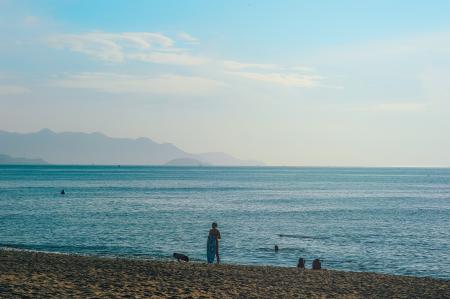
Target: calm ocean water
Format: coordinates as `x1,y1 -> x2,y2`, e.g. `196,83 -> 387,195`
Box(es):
1,165 -> 449,279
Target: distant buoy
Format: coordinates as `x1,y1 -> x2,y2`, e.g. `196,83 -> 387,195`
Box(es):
61,189 -> 65,195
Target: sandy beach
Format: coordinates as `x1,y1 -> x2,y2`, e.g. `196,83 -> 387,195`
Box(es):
0,249 -> 449,298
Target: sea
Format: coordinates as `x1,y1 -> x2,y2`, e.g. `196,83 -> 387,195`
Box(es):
1,165 -> 449,279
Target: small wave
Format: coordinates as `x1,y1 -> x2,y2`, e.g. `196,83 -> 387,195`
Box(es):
0,244 -> 78,256
0,243 -> 121,253
256,247 -> 307,253
0,244 -> 209,263
277,234 -> 328,240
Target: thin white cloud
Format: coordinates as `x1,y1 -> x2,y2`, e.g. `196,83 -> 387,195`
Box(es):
315,31 -> 450,64
0,85 -> 30,95
288,66 -> 315,72
228,71 -> 322,88
177,32 -> 199,43
222,60 -> 324,88
48,32 -> 207,65
222,60 -> 315,73
47,31 -> 327,88
50,72 -> 225,95
128,52 -> 208,65
222,60 -> 278,70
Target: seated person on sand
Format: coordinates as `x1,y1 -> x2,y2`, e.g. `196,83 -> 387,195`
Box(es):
297,257 -> 305,269
312,258 -> 321,270
207,222 -> 221,264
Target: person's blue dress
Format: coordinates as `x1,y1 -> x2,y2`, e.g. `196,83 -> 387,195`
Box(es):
207,234 -> 217,263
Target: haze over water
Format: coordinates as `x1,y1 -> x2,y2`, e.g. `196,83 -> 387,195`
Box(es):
1,165 -> 449,279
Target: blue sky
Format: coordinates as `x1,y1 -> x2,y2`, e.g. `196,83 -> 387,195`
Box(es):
1,0 -> 450,166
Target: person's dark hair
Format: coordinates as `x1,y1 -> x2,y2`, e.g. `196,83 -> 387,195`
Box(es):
212,222 -> 218,228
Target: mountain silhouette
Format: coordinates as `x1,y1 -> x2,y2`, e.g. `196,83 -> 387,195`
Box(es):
0,153 -> 48,165
0,129 -> 263,166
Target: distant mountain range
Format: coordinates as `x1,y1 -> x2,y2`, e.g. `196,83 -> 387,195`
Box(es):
0,154 -> 48,165
0,129 -> 263,166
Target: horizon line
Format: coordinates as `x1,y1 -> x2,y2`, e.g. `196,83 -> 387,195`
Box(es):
1,163 -> 449,169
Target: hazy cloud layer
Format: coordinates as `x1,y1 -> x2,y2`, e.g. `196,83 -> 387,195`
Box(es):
47,31 -> 324,89
354,102 -> 427,112
51,72 -> 225,95
222,60 -> 279,70
48,32 -> 207,65
177,32 -> 199,43
221,60 -> 324,87
315,31 -> 450,63
228,71 -> 322,88
0,85 -> 30,95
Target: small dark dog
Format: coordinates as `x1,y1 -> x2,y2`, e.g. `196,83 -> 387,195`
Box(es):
173,253 -> 189,262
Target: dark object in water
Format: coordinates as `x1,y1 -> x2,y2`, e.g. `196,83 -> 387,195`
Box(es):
277,234 -> 320,240
60,189 -> 65,195
173,253 -> 189,262
312,259 -> 321,270
297,257 -> 305,268
274,245 -> 279,252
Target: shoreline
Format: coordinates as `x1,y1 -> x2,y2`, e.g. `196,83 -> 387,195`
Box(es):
3,246 -> 447,281
1,249 -> 449,298
1,246 -> 448,281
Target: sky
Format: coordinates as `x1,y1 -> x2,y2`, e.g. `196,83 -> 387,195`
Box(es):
1,0 -> 450,166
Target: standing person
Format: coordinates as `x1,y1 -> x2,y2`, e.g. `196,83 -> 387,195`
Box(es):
207,222 -> 221,264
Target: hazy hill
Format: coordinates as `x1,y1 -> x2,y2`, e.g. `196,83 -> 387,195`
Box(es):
0,129 -> 263,166
0,154 -> 48,165
164,158 -> 210,166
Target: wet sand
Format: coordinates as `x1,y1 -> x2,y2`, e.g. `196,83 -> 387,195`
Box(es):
1,249 -> 449,298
